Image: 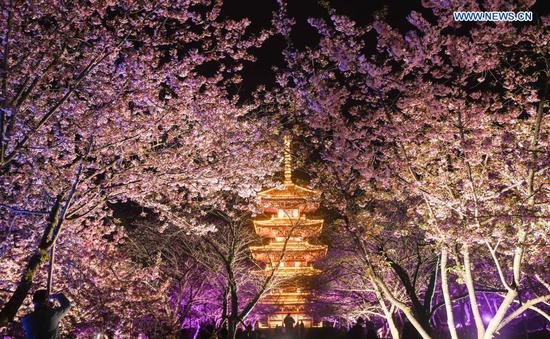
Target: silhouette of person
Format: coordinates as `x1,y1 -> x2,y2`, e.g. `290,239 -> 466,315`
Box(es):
283,313 -> 295,330
347,317 -> 366,339
22,290 -> 71,339
297,320 -> 305,338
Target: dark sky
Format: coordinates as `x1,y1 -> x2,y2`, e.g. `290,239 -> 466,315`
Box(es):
220,0 -> 427,95
220,0 -> 550,97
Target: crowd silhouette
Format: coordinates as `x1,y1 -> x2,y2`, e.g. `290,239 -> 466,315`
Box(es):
346,317 -> 379,339
192,316 -> 379,339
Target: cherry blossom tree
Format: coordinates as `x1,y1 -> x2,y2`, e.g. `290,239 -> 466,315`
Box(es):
269,0 -> 549,337
182,210 -> 298,339
2,0 -> 548,337
1,0 -> 278,333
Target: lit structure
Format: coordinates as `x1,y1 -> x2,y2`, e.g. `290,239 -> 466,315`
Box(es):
250,136 -> 327,328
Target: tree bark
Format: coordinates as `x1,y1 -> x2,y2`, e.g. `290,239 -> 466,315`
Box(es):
463,245 -> 485,338
46,242 -> 56,295
0,196 -> 62,326
369,271 -> 432,339
496,294 -> 550,331
228,316 -> 238,339
227,282 -> 239,339
0,249 -> 50,326
423,255 -> 439,314
484,77 -> 548,338
221,286 -> 229,327
228,289 -> 239,339
371,277 -> 400,339
383,250 -> 432,333
440,247 -> 458,339
483,289 -> 518,339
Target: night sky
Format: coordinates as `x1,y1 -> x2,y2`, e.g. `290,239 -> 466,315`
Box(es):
220,0 -> 550,97
221,0 -> 424,96
2,1 -> 549,336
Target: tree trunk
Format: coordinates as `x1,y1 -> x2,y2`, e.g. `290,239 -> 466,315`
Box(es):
0,249 -> 49,326
483,289 -> 518,339
371,277 -> 400,339
0,196 -> 62,326
228,287 -> 239,339
384,252 -> 432,334
483,226 -> 525,339
441,247 -> 458,339
227,316 -> 238,339
47,242 -> 56,295
463,245 -> 485,338
387,312 -> 400,339
221,286 -> 229,327
369,271 -> 432,339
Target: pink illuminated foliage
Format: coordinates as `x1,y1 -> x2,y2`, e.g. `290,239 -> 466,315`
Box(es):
269,0 -> 549,337
1,0 -> 278,336
1,0 -> 549,337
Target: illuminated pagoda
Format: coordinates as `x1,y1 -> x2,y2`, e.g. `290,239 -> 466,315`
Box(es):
250,136 -> 327,328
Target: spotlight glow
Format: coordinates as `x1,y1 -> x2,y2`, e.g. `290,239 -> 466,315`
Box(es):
482,314 -> 493,323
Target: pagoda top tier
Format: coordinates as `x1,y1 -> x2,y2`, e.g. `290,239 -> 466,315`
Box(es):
258,136 -> 320,213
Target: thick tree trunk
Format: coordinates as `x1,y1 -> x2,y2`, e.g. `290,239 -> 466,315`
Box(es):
0,196 -> 62,326
221,286 -> 229,327
228,287 -> 239,339
369,271 -> 432,339
384,251 -> 432,334
463,245 -> 485,338
0,249 -> 49,326
483,289 -> 518,339
387,313 -> 400,339
227,317 -> 238,339
440,248 -> 458,339
371,277 -> 400,339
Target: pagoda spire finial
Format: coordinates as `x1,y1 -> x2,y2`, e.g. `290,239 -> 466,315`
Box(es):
283,135 -> 292,185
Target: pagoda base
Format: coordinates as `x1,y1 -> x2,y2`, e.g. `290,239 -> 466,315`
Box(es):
256,299 -> 322,329
257,313 -> 323,329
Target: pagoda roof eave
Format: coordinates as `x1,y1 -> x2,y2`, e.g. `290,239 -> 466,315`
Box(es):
249,244 -> 328,252
253,267 -> 322,276
253,218 -> 324,227
258,183 -> 320,198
